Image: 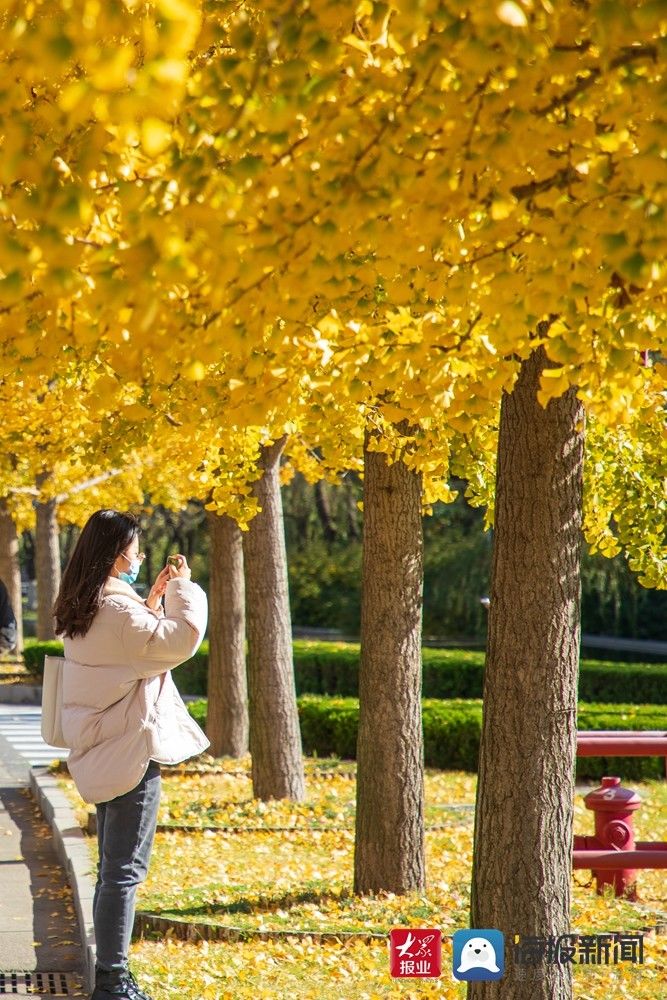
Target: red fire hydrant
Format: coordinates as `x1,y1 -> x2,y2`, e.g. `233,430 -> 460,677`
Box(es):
575,776 -> 642,899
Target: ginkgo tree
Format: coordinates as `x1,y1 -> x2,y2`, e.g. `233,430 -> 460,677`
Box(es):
134,410 -> 308,790
2,5 -> 667,999
0,364 -> 150,637
2,0 -> 665,537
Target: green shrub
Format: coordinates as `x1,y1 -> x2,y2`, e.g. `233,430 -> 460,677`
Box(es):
187,698 -> 207,729
577,660 -> 667,704
22,637 -> 667,706
292,641 -> 363,696
189,696 -> 666,781
22,637 -> 210,689
23,639 -> 64,678
289,642 -> 667,706
298,695 -> 361,760
20,644 -> 667,778
421,700 -> 484,771
288,542 -> 362,635
576,702 -> 667,781
173,644 -> 208,695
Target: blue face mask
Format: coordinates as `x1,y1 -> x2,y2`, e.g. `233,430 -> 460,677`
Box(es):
119,553 -> 141,585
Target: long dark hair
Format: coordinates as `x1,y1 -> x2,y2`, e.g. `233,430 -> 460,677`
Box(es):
54,509 -> 140,639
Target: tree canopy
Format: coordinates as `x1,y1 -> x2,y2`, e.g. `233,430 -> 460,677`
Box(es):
1,0 -> 665,573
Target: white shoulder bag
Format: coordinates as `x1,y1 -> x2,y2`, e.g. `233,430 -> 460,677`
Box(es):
41,655 -> 69,749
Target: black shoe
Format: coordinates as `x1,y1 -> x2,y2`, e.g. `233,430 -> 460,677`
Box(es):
91,968 -> 154,1000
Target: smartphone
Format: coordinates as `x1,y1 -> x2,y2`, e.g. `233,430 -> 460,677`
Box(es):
167,555 -> 182,568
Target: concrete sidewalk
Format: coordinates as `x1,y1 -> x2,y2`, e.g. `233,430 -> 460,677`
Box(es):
0,730 -> 87,997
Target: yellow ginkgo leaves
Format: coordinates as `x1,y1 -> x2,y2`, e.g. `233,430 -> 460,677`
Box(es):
0,0 -> 666,574
141,119 -> 173,157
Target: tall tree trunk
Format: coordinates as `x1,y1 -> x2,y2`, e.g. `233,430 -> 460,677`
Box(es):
0,501 -> 23,654
35,474 -> 61,641
345,476 -> 361,540
22,530 -> 35,582
354,432 -> 425,894
314,480 -> 338,544
206,509 -> 248,757
469,347 -> 584,1000
292,472 -> 310,549
242,437 -> 305,800
60,523 -> 80,569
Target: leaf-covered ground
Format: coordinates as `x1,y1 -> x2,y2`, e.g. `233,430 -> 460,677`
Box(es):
58,757 -> 667,998
128,932 -> 666,1000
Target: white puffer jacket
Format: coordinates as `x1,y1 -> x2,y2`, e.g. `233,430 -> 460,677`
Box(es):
61,575 -> 210,804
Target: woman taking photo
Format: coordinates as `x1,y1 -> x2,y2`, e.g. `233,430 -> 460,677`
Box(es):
53,509 -> 209,1000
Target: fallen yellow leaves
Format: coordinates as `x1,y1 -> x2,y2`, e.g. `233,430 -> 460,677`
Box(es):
128,932 -> 667,1000
57,760 -> 667,998
153,763 -> 476,831
130,935 -> 460,1000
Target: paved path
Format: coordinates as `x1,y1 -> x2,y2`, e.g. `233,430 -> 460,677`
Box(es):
0,706 -> 65,768
0,721 -> 85,997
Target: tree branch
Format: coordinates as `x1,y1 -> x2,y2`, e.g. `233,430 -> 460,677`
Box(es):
534,44 -> 657,116
54,468 -> 122,504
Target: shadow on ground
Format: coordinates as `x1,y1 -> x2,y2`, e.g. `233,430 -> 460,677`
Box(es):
0,787 -> 85,992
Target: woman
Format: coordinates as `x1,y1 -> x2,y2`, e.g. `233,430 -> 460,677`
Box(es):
53,509 -> 209,1000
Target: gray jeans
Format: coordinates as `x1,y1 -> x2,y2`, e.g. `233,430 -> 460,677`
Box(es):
93,761 -> 161,972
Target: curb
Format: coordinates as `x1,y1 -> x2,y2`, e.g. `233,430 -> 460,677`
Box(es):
0,684 -> 42,705
134,911 -> 389,945
29,768 -> 96,992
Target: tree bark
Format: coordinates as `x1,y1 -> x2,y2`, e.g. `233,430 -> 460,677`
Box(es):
21,530 -> 35,582
314,479 -> 338,544
354,433 -> 425,894
35,474 -> 61,641
345,476 -> 362,540
0,501 -> 23,654
242,437 -> 305,801
206,509 -> 248,757
61,523 -> 79,569
468,347 -> 584,1000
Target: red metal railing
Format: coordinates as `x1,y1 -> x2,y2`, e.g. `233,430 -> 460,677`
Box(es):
573,731 -> 667,897
577,730 -> 667,766
573,849 -> 667,869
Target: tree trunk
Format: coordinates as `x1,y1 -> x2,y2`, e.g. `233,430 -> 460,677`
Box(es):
0,501 -> 23,654
35,475 -> 61,641
60,523 -> 79,569
468,347 -> 584,1000
345,476 -> 361,540
314,480 -> 338,544
292,472 -> 311,549
206,509 -> 248,757
354,433 -> 425,894
242,437 -> 305,800
22,530 -> 35,582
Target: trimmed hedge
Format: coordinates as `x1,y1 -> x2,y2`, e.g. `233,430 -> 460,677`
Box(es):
24,638 -> 667,707
187,695 -> 666,781
289,642 -> 667,706
171,640 -> 667,705
22,637 -> 210,684
23,639 -> 67,675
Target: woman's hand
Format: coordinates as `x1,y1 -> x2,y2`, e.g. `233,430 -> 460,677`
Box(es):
145,565 -> 171,611
145,556 -> 191,610
168,554 -> 192,581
